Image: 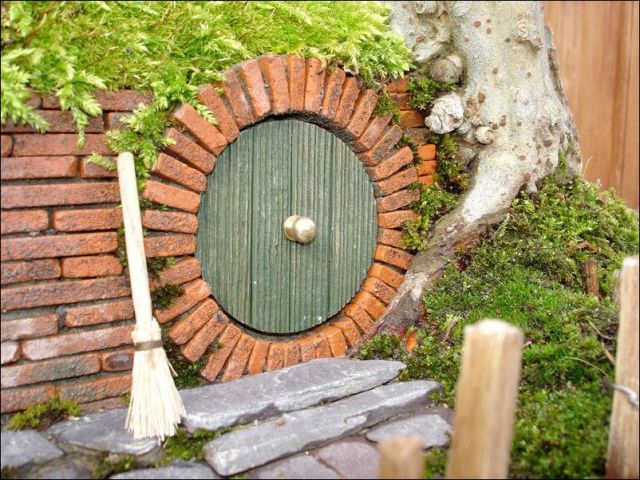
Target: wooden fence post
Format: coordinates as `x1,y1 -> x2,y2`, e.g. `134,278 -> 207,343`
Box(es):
446,319 -> 524,479
607,256 -> 639,479
378,436 -> 424,479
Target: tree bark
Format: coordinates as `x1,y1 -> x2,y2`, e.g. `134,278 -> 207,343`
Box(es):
374,1 -> 583,336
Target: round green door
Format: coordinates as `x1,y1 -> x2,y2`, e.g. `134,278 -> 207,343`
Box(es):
196,119 -> 377,334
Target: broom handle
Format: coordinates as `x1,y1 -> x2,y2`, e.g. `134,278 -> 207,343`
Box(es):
117,153 -> 153,329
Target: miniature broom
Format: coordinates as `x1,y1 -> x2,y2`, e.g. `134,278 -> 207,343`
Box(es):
117,152 -> 186,440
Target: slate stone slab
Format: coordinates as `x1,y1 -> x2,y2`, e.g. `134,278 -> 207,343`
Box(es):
48,409 -> 159,455
111,462 -> 218,479
1,430 -> 64,469
250,454 -> 339,479
183,358 -> 406,432
24,459 -> 92,479
314,437 -> 380,479
365,409 -> 452,449
204,380 -> 440,476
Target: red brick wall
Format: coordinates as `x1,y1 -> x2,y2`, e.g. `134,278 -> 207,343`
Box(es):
387,77 -> 437,186
0,91 -> 152,414
1,62 -> 435,413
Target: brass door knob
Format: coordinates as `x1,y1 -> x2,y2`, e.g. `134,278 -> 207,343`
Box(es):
283,215 -> 316,244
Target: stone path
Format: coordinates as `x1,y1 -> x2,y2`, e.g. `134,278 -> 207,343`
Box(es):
1,359 -> 452,479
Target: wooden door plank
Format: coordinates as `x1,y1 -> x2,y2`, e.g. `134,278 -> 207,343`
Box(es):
197,129 -> 253,323
290,121 -> 333,331
328,126 -> 377,316
249,121 -> 292,333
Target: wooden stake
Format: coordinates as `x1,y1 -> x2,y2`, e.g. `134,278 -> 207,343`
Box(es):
446,319 -> 524,479
378,436 -> 424,479
583,259 -> 601,298
607,256 -> 639,479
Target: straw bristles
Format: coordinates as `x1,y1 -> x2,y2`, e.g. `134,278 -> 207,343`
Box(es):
125,319 -> 186,440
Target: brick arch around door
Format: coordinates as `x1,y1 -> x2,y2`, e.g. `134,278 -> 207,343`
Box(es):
0,56 -> 437,412
157,56 -> 424,382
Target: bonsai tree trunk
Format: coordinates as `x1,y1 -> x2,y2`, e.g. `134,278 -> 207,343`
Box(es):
375,1 -> 583,335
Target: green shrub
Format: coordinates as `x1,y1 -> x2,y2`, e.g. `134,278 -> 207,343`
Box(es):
8,395 -> 80,430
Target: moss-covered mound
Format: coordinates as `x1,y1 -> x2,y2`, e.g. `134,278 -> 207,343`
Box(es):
360,163 -> 639,478
1,1 -> 411,177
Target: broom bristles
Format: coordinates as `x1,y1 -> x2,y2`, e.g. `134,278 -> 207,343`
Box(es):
126,320 -> 186,440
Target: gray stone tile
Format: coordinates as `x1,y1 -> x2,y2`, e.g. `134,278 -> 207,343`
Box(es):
24,459 -> 92,479
1,430 -> 64,469
365,409 -> 452,449
111,461 -> 218,479
251,454 -> 339,479
314,437 -> 379,479
204,380 -> 440,476
48,409 -> 159,456
183,358 -> 406,432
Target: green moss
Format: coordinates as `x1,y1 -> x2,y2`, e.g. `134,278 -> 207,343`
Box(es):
423,448 -> 448,479
147,256 -> 176,278
399,132 -> 462,251
359,168 -> 639,478
8,395 -> 80,430
151,283 -> 185,310
403,184 -> 458,251
431,133 -> 468,193
2,1 -> 411,176
156,427 -> 233,467
161,324 -> 221,389
86,153 -> 117,171
105,105 -> 175,180
400,133 -> 466,251
398,133 -> 419,159
120,391 -> 131,406
116,227 -> 128,268
357,332 -> 404,360
511,388 -> 611,479
408,78 -> 456,111
93,454 -> 135,480
138,197 -> 168,211
372,89 -> 402,125
1,466 -> 18,480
